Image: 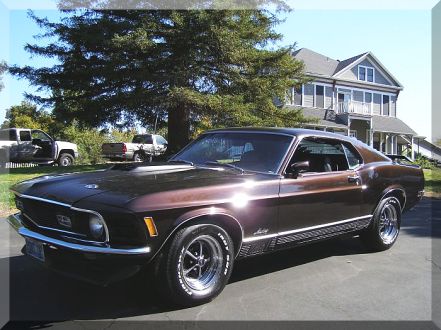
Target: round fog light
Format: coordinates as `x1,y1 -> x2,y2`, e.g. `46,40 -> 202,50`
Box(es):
89,215 -> 105,239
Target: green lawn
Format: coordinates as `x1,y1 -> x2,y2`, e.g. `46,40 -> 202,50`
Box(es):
0,164 -> 110,216
423,167 -> 441,197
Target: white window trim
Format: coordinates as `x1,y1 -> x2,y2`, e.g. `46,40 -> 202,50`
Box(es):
358,65 -> 375,83
350,130 -> 357,138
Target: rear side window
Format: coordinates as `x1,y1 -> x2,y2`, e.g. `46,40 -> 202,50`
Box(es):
342,143 -> 363,169
19,131 -> 32,142
290,138 -> 349,173
155,136 -> 168,145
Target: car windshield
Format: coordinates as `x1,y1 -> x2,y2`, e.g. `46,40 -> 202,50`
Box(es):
171,132 -> 293,174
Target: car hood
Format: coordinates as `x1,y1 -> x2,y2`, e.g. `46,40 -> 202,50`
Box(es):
11,163 -> 276,208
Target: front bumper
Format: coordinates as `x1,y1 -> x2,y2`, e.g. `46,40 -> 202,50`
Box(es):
8,213 -> 151,255
7,213 -> 151,285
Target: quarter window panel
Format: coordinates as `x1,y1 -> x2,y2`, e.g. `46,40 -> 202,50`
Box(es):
342,143 -> 363,169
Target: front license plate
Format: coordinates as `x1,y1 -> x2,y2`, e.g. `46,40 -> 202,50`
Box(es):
25,238 -> 45,262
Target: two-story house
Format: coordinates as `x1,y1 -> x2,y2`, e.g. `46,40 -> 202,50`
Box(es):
286,48 -> 419,159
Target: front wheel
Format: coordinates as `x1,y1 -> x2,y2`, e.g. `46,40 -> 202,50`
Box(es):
360,196 -> 401,251
154,224 -> 234,306
57,153 -> 74,166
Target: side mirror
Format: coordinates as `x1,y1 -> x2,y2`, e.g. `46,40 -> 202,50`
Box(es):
289,160 -> 309,178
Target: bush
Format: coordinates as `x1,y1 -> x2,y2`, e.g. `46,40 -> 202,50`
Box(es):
414,155 -> 435,169
63,124 -> 108,165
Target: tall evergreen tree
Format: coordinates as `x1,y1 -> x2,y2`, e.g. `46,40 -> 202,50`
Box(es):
10,9 -> 309,152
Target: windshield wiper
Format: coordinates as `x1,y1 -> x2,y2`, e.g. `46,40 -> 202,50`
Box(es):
168,159 -> 194,166
204,161 -> 244,174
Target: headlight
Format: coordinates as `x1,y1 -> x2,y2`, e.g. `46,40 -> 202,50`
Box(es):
89,215 -> 105,240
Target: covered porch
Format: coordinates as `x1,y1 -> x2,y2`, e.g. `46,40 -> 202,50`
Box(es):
347,115 -> 417,160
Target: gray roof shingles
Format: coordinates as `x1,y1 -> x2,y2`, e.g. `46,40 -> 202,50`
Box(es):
287,106 -> 417,135
292,48 -> 368,78
371,115 -> 417,135
292,48 -> 339,77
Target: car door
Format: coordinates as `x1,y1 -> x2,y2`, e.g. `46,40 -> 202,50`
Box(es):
278,136 -> 364,235
30,130 -> 55,162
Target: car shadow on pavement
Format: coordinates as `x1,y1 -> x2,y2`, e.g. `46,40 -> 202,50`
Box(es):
7,235 -> 369,323
400,197 -> 440,238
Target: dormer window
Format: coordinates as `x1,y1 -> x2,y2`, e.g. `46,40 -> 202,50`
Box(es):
358,66 -> 374,83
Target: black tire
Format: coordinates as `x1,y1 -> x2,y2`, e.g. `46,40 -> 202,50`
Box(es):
57,153 -> 74,167
360,196 -> 401,251
154,224 -> 234,306
133,152 -> 142,162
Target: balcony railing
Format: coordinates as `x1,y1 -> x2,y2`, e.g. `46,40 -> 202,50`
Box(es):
337,101 -> 372,115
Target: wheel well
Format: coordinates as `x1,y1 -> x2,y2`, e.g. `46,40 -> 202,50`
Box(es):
173,214 -> 243,257
380,189 -> 406,211
58,149 -> 75,159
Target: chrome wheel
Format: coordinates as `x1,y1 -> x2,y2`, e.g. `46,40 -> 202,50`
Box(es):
181,235 -> 223,292
379,202 -> 399,245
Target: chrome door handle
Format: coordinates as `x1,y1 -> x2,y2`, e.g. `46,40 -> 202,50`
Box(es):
348,175 -> 361,184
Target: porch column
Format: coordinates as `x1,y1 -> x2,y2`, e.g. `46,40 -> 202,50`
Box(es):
385,134 -> 389,154
347,118 -> 351,136
395,135 -> 398,154
369,118 -> 374,148
411,135 -> 415,160
380,132 -> 384,152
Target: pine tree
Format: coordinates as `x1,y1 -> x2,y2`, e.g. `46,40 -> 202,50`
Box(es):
10,9 -> 309,152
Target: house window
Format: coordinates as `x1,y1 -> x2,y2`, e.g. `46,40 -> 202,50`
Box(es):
286,87 -> 294,105
367,68 -> 374,82
294,86 -> 302,106
315,85 -> 324,108
382,95 -> 390,116
364,92 -> 372,103
358,66 -> 374,83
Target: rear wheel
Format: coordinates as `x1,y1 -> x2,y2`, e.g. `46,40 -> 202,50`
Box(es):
154,224 -> 234,306
133,152 -> 142,162
57,153 -> 74,166
360,196 -> 401,251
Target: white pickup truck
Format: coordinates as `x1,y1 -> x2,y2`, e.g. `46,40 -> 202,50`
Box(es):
101,134 -> 168,161
0,128 -> 79,166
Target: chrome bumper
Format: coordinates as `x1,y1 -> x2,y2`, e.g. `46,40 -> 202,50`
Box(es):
7,213 -> 151,256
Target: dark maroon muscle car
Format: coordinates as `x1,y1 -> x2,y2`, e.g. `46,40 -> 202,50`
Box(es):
8,128 -> 425,306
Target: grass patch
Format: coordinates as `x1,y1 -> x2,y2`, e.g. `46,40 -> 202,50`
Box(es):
0,164 -> 110,217
423,167 -> 441,197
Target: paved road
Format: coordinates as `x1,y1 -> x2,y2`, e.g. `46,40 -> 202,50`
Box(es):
1,197 -> 439,326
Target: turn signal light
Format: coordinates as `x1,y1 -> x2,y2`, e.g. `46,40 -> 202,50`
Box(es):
144,217 -> 158,237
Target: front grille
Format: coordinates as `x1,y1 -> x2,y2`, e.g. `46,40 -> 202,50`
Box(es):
17,197 -> 102,242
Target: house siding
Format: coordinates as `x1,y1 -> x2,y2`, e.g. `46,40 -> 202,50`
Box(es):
338,59 -> 392,86
304,84 -> 314,107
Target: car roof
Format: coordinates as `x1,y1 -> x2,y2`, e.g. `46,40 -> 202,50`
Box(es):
204,127 -> 358,143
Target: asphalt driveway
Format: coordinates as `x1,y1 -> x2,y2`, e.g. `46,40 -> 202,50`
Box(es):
1,197 -> 439,327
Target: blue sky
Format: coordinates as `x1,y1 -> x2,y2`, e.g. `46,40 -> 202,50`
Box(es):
0,6 -> 433,140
